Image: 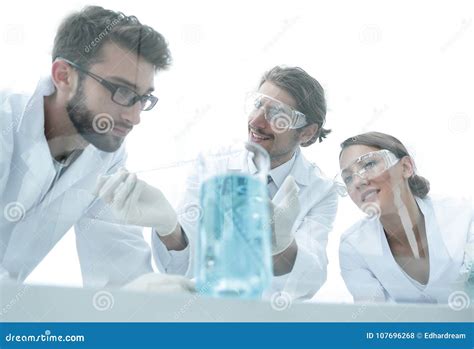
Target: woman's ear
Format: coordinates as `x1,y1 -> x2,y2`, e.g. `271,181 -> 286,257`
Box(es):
400,156 -> 416,179
298,124 -> 318,145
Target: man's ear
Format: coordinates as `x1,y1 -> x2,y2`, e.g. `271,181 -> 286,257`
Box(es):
298,124 -> 318,145
400,156 -> 416,179
50,60 -> 77,95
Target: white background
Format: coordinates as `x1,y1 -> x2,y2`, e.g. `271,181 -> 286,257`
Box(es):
1,0 -> 473,302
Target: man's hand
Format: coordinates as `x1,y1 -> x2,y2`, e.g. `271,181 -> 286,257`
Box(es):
94,168 -> 178,236
270,175 -> 300,256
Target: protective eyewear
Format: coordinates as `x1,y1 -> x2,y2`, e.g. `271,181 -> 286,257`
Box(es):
61,58 -> 158,111
336,149 -> 400,190
246,92 -> 308,130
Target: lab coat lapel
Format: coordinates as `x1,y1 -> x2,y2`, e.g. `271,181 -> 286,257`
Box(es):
354,220 -> 423,301
290,150 -> 312,187
291,151 -> 335,219
417,196 -> 469,298
416,197 -> 445,285
424,196 -> 470,261
14,79 -> 56,213
3,146 -> 106,281
15,140 -> 56,213
41,145 -> 106,205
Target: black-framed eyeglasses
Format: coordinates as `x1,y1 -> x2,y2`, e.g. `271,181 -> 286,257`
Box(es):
61,58 -> 158,111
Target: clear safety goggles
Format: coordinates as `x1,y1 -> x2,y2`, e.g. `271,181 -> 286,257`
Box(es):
245,92 -> 308,130
336,149 -> 400,191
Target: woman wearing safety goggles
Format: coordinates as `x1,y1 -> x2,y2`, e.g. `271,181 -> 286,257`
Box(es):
336,131 -> 473,304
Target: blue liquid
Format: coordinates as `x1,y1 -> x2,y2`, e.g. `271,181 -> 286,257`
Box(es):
467,269 -> 474,301
195,173 -> 272,298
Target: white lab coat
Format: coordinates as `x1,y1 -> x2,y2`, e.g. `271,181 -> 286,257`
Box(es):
0,77 -> 153,287
152,148 -> 339,300
339,195 -> 473,303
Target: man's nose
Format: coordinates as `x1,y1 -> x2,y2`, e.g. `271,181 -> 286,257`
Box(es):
248,108 -> 268,128
120,103 -> 142,126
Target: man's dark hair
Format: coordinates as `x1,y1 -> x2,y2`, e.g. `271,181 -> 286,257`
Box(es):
52,6 -> 171,71
259,66 -> 330,146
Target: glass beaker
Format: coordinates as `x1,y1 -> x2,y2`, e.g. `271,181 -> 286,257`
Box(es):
195,142 -> 272,298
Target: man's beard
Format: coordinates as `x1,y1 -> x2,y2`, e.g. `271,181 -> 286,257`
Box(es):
66,83 -> 124,153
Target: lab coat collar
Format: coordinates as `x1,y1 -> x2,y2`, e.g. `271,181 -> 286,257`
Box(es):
44,145 -> 109,204
287,148 -> 313,187
353,196 -> 458,302
15,76 -> 113,209
417,196 -> 468,261
268,152 -> 296,188
352,219 -> 427,301
15,77 -> 58,212
239,147 -> 312,187
17,75 -> 55,134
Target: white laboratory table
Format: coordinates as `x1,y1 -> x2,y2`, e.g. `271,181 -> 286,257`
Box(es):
0,283 -> 472,322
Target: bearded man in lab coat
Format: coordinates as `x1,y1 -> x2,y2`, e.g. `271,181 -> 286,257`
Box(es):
98,66 -> 339,300
0,6 -> 180,288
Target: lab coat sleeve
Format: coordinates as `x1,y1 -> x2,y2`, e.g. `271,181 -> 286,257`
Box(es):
151,228 -> 190,275
339,239 -> 387,303
74,148 -> 153,288
75,217 -> 153,288
0,92 -> 14,196
151,165 -> 200,278
264,189 -> 338,301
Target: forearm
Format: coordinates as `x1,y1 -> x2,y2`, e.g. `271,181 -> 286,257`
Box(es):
157,223 -> 188,251
272,239 -> 298,276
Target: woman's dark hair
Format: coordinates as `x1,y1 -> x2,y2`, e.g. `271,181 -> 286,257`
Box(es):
52,6 -> 171,71
340,131 -> 430,198
259,66 -> 330,145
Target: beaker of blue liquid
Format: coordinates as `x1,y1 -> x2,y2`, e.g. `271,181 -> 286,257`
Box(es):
195,142 -> 272,299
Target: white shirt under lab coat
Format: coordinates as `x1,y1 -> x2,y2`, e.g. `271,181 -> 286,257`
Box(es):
0,77 -> 153,287
152,148 -> 339,300
339,195 -> 473,303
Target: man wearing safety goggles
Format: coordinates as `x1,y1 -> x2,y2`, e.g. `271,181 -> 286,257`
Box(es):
97,66 -> 339,301
246,92 -> 308,132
